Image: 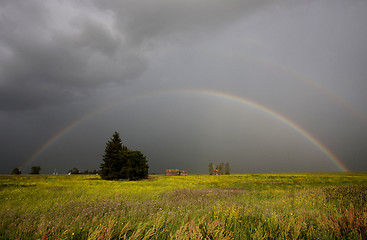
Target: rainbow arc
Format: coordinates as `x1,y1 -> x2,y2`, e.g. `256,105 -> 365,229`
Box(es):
23,89 -> 350,172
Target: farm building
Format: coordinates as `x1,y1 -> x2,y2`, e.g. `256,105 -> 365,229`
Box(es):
165,169 -> 188,176
212,169 -> 221,175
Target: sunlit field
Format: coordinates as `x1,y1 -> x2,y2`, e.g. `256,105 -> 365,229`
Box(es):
1,173 -> 366,239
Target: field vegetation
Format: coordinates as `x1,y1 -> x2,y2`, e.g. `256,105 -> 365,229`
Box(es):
1,173 -> 366,239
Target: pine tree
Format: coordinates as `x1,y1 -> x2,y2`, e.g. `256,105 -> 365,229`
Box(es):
100,131 -> 124,180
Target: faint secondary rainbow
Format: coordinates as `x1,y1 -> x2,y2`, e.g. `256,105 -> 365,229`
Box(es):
262,60 -> 367,125
23,89 -> 350,172
215,49 -> 367,125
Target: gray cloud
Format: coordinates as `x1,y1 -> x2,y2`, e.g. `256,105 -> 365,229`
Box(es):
0,1 -> 146,111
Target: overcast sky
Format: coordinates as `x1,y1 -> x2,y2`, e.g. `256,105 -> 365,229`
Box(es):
1,0 -> 367,174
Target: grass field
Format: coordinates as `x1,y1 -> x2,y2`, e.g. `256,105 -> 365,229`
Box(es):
1,173 -> 366,239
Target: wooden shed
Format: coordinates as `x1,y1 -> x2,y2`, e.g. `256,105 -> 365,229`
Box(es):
165,169 -> 188,176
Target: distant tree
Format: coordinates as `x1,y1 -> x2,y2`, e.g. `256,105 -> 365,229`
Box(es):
11,168 -> 21,175
217,163 -> 224,175
68,167 -> 79,174
30,166 -> 41,174
225,162 -> 230,175
80,169 -> 99,175
100,131 -> 149,180
208,163 -> 214,175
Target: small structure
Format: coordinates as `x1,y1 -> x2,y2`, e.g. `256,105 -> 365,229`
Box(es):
165,169 -> 188,176
212,169 -> 220,175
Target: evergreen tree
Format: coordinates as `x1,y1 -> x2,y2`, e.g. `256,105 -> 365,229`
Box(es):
119,148 -> 130,179
123,150 -> 149,180
100,131 -> 124,180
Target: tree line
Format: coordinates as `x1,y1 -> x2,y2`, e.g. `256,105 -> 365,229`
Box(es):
208,162 -> 230,175
11,166 -> 98,175
11,166 -> 41,175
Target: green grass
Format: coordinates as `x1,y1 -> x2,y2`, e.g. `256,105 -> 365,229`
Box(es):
1,173 -> 366,239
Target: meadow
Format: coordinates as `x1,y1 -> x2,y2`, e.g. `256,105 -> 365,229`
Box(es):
1,173 -> 366,239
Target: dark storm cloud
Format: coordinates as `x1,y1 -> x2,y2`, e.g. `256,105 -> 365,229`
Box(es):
0,1 -> 146,111
0,0 -> 273,111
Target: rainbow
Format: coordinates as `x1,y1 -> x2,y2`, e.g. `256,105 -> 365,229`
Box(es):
23,89 -> 350,172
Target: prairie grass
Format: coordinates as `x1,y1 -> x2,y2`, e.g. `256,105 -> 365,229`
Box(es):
0,173 -> 366,239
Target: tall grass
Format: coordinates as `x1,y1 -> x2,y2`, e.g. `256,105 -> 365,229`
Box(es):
1,173 -> 366,239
